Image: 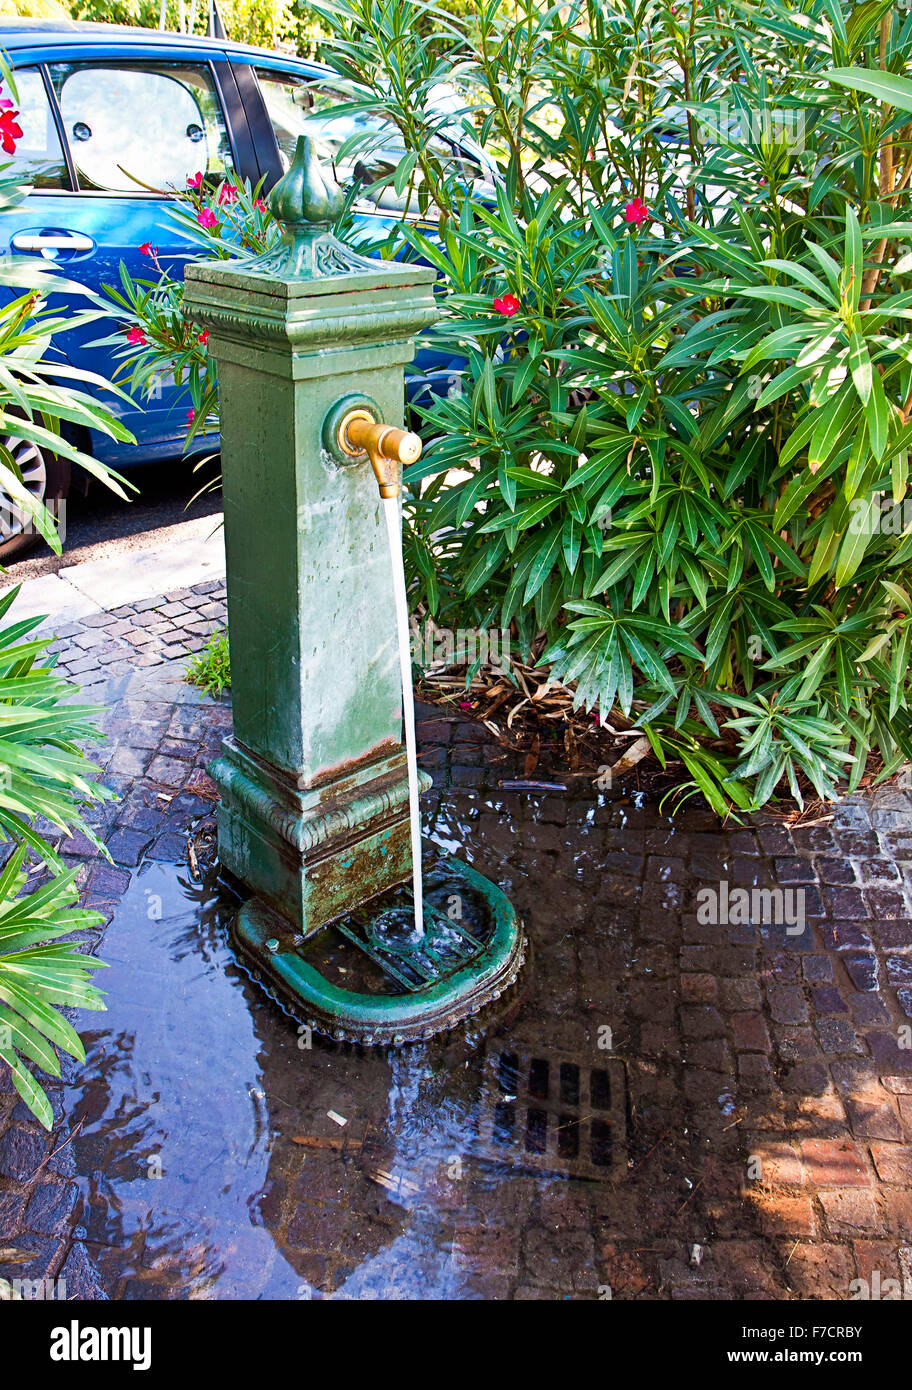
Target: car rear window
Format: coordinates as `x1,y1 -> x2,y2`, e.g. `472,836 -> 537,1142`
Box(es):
46,61 -> 233,195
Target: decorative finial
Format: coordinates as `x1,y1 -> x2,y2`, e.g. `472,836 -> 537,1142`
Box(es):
271,134 -> 345,227
244,135 -> 377,281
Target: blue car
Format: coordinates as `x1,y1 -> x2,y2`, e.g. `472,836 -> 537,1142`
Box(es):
0,19 -> 492,556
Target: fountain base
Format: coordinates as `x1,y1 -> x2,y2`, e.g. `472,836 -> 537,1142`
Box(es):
230,853 -> 525,1044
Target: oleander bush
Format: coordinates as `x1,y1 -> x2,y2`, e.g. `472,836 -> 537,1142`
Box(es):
118,0 -> 912,814
98,173 -> 274,454
0,587 -> 113,1127
0,158 -> 135,551
0,79 -> 127,1127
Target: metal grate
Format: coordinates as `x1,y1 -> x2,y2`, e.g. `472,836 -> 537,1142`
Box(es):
335,900 -> 485,992
474,1047 -> 628,1180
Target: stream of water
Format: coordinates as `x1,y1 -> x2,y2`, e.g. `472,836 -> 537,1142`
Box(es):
382,496 -> 424,937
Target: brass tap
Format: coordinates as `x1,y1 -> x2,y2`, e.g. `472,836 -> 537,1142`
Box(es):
338,408 -> 422,499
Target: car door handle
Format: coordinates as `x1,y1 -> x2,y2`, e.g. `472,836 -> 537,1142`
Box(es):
11,232 -> 95,252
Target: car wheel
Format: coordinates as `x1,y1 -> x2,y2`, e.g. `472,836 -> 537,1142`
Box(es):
0,436 -> 70,562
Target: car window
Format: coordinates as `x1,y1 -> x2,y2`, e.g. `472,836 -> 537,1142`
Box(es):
46,62 -> 233,195
4,68 -> 69,190
254,66 -> 481,216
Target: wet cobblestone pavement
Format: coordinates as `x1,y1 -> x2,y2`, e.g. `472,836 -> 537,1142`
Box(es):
2,584 -> 912,1299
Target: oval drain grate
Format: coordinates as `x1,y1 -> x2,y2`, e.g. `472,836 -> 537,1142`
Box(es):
474,1047 -> 628,1180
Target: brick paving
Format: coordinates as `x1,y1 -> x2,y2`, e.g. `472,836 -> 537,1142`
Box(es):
46,579 -> 227,694
1,584 -> 912,1299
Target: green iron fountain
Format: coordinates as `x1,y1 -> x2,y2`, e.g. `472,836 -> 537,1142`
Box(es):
182,137 -> 525,1044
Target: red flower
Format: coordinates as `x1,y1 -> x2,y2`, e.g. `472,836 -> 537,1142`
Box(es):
217,183 -> 238,205
138,241 -> 156,256
187,408 -> 196,424
126,326 -> 146,345
0,108 -> 23,156
196,207 -> 218,229
459,700 -> 474,711
254,199 -> 267,213
624,197 -> 650,227
493,293 -> 520,317
187,171 -> 203,188
197,329 -> 209,345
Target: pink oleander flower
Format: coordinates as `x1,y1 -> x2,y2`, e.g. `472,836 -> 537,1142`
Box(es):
138,241 -> 155,256
624,197 -> 650,227
187,171 -> 203,188
254,199 -> 267,213
198,329 -> 209,345
196,207 -> 218,229
0,107 -> 23,155
217,183 -> 238,205
126,326 -> 146,345
187,408 -> 196,423
493,293 -> 520,317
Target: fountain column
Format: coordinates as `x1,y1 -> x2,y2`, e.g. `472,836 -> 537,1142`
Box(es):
182,139 -> 436,937
182,137 -> 524,1044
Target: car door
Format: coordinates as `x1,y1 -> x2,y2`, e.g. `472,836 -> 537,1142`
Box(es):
0,53 -> 248,466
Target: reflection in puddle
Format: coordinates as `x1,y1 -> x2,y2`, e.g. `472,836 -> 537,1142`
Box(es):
67,862 -> 294,1297
65,786 -> 690,1299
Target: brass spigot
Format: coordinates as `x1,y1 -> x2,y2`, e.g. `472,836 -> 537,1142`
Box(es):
337,408 -> 422,499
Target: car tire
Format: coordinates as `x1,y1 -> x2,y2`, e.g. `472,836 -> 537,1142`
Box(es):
0,435 -> 70,563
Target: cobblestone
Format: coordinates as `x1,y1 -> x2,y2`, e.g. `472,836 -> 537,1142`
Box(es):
44,579 -> 227,693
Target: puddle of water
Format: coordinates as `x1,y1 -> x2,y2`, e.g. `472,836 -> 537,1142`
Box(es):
64,783 -> 695,1299
65,862 -> 302,1298
64,858 -> 499,1298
